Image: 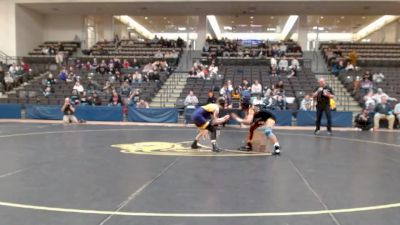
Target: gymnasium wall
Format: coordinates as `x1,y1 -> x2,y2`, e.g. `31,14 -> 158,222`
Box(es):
363,20 -> 400,43
43,15 -> 84,42
0,1 -> 16,56
15,5 -> 44,56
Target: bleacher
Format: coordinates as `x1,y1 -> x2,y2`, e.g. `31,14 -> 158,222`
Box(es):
2,67 -> 169,106
321,42 -> 400,67
338,67 -> 400,106
178,64 -> 317,110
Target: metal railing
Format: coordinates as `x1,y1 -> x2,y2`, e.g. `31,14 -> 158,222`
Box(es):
156,73 -> 187,108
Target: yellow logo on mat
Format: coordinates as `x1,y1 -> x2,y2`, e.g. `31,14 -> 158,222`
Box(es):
111,142 -> 271,157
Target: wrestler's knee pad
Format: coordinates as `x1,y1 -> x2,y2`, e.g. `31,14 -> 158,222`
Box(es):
264,127 -> 273,137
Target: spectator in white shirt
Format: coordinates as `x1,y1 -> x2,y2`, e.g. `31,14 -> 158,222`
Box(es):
300,94 -> 313,110
373,88 -> 397,104
184,90 -> 199,107
270,57 -> 277,68
372,72 -> 384,84
251,80 -> 262,95
73,81 -> 84,93
154,50 -> 164,58
208,64 -> 218,78
394,102 -> 400,126
290,57 -> 300,70
278,56 -> 289,71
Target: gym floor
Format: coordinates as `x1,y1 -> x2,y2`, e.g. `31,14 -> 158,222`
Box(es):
0,122 -> 399,225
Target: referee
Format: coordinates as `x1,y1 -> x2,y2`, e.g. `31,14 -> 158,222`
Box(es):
312,78 -> 335,135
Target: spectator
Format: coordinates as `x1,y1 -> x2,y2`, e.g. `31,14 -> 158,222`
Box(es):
58,68 -> 67,82
275,94 -> 286,110
42,83 -> 52,97
80,91 -> 90,105
251,80 -> 262,95
55,51 -> 64,66
132,71 -> 143,83
86,79 -> 99,94
363,90 -> 376,112
278,56 -> 289,71
287,67 -> 297,79
88,91 -> 102,106
61,98 -> 78,124
122,59 -> 130,69
372,71 -> 384,84
275,80 -> 285,94
348,49 -> 357,67
73,81 -> 84,93
394,101 -> 400,128
102,81 -> 113,95
97,60 -> 109,75
136,99 -> 150,108
355,109 -> 373,131
359,76 -> 373,96
109,89 -> 122,106
70,89 -> 81,105
208,63 -> 219,78
127,89 -> 140,106
206,91 -> 217,104
184,90 -> 199,107
300,94 -> 313,110
373,88 -> 397,104
252,95 -> 265,106
290,57 -> 300,70
373,96 -> 395,130
4,72 -> 14,92
47,73 -> 56,85
231,88 -> 241,101
131,58 -> 141,69
21,61 -> 30,74
154,49 -> 164,58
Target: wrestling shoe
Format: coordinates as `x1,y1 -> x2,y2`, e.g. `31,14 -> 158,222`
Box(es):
238,144 -> 252,151
327,131 -> 333,136
191,140 -> 200,149
272,145 -> 281,155
314,130 -> 320,135
212,143 -> 221,152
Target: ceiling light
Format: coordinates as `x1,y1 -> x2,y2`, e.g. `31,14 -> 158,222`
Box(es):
362,16 -> 366,19
163,17 -> 167,20
267,27 -> 276,31
250,16 -> 254,19
167,21 -> 171,24
356,15 -> 400,40
318,27 -> 325,31
340,16 -> 345,19
206,15 -> 222,39
231,20 -> 234,24
320,16 -> 324,19
270,16 -> 275,19
281,15 -> 299,39
144,17 -> 148,20
250,24 -> 262,28
178,27 -> 186,31
224,26 -> 233,31
312,26 -> 318,30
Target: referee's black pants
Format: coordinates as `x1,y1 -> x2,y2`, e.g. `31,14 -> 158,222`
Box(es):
315,105 -> 332,132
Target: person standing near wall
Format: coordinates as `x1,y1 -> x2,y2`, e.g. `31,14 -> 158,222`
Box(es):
312,78 -> 335,135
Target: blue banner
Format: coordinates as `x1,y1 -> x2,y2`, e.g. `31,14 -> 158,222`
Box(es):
76,106 -> 123,122
128,107 -> 178,123
296,110 -> 353,127
0,104 -> 21,119
270,110 -> 293,126
25,105 -> 63,120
